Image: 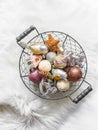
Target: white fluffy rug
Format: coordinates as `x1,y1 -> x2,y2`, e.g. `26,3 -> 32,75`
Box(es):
0,0 -> 98,130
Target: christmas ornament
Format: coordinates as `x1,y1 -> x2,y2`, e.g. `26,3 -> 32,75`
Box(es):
53,54 -> 67,68
67,66 -> 82,82
29,43 -> 48,54
38,60 -> 51,72
57,79 -> 70,92
39,78 -> 58,96
39,70 -> 49,78
46,52 -> 56,63
52,69 -> 67,80
32,55 -> 42,68
45,34 -> 61,53
29,70 -> 41,83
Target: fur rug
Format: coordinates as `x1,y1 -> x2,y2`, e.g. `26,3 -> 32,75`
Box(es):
0,95 -> 70,130
0,0 -> 98,130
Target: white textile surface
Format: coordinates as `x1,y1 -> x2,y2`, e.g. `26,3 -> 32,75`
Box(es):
0,0 -> 98,130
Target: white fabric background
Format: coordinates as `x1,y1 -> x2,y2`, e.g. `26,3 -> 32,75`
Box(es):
0,0 -> 98,130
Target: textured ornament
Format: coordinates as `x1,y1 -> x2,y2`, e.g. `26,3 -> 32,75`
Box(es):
54,54 -> 67,68
29,43 -> 48,54
67,66 -> 82,82
31,55 -> 42,68
45,34 -> 61,53
63,51 -> 85,67
46,52 -> 56,63
39,78 -> 58,96
70,53 -> 85,67
57,79 -> 70,92
38,60 -> 51,72
39,70 -> 49,78
29,70 -> 41,83
26,54 -> 42,70
52,69 -> 67,80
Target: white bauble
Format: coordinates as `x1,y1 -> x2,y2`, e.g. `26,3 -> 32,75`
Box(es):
57,79 -> 70,92
38,60 -> 51,71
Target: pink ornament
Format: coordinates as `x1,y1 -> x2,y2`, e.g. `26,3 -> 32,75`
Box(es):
29,70 -> 41,83
32,55 -> 42,68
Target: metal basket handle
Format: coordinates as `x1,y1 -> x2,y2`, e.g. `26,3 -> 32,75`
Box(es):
16,25 -> 39,48
69,80 -> 93,104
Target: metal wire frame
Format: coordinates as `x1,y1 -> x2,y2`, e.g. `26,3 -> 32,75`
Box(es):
18,30 -> 90,100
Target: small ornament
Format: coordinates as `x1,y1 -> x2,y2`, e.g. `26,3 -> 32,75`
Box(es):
39,78 -> 58,96
48,72 -> 54,80
38,60 -> 51,72
70,53 -> 85,67
39,70 -> 49,78
67,66 -> 82,82
45,34 -> 61,53
54,54 -> 67,68
31,55 -> 42,68
26,54 -> 42,70
29,43 -> 48,54
64,51 -> 85,67
46,52 -> 56,63
29,70 -> 41,83
52,69 -> 67,80
57,79 -> 70,92
63,51 -> 73,65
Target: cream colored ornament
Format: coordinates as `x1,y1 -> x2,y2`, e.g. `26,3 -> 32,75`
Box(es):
57,79 -> 70,92
38,60 -> 51,71
54,54 -> 67,69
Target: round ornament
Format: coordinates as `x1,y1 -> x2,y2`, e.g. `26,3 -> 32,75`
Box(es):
54,54 -> 67,68
38,60 -> 51,72
67,66 -> 82,82
57,79 -> 70,92
46,52 -> 56,63
29,70 -> 41,83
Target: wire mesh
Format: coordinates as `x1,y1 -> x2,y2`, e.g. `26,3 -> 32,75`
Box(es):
19,31 -> 87,100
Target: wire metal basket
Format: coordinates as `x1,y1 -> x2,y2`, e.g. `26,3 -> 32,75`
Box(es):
16,25 -> 92,103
